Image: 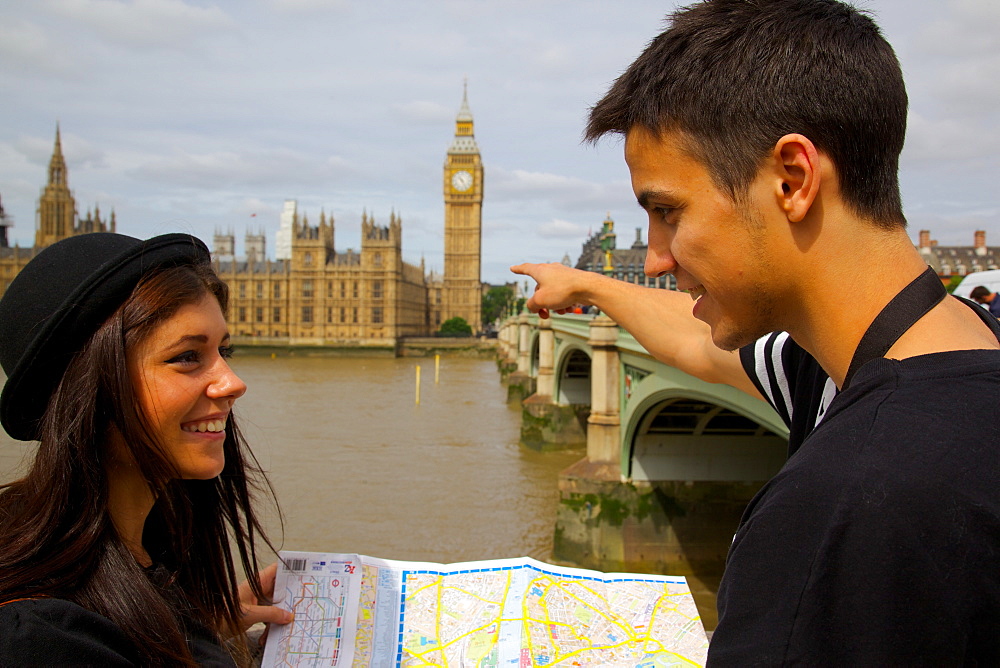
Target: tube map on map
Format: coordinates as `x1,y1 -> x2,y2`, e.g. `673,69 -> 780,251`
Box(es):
262,551 -> 709,667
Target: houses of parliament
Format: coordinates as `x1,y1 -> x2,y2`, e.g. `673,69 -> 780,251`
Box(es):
0,90 -> 485,346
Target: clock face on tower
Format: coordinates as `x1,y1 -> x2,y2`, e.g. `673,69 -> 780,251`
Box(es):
451,170 -> 473,193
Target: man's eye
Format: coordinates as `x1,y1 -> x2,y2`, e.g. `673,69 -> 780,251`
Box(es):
166,351 -> 199,365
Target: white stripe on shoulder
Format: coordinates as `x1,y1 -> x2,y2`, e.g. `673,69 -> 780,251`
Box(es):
813,376 -> 838,428
753,335 -> 777,408
770,332 -> 794,422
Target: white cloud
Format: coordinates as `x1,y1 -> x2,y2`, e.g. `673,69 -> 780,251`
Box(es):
912,0 -> 1000,57
902,112 -> 1000,164
390,101 -> 453,124
493,168 -> 592,195
932,57 -> 1000,113
2,0 -> 998,284
538,218 -> 586,239
47,0 -> 234,48
130,147 -> 360,189
266,0 -> 350,13
0,19 -> 78,76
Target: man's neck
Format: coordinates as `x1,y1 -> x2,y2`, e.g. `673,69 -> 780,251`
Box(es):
783,230 -> 937,388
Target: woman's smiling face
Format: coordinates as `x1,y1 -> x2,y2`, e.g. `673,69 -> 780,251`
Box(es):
128,293 -> 247,480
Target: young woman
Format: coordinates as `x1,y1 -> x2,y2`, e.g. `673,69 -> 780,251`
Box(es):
0,233 -> 290,666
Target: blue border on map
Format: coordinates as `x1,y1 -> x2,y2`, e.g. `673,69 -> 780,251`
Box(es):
394,563 -> 687,666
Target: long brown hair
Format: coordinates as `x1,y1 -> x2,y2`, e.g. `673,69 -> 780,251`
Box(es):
0,261 -> 279,666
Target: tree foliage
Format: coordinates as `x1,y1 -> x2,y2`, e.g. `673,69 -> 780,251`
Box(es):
438,316 -> 473,337
481,285 -> 515,326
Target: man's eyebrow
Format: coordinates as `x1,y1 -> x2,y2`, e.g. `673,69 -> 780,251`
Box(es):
636,189 -> 683,210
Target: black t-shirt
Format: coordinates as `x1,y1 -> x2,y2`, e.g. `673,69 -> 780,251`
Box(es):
713,347 -> 1000,665
0,597 -> 235,666
740,331 -> 837,457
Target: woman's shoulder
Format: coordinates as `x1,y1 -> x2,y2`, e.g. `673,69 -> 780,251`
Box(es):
0,597 -> 139,666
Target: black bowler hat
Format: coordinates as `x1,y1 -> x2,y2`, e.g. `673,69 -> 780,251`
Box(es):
0,232 -> 210,441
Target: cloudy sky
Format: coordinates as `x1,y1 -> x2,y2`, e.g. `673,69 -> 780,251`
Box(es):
1,0 -> 998,284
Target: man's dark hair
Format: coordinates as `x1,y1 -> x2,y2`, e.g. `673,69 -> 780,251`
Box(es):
587,0 -> 907,228
970,286 -> 991,301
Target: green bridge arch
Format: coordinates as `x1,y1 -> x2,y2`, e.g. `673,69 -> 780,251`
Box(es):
501,312 -> 788,482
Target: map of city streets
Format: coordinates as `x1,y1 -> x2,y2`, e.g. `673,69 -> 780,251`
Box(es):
262,553 -> 708,668
399,561 -> 706,667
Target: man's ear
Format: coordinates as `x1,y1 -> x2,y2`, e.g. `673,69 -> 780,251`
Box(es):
771,134 -> 821,223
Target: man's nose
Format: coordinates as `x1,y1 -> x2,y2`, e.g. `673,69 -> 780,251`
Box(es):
645,244 -> 676,277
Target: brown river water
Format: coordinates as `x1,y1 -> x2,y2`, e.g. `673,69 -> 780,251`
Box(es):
0,355 -> 585,565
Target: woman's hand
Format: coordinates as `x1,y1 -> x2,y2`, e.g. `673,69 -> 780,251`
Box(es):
238,562 -> 294,634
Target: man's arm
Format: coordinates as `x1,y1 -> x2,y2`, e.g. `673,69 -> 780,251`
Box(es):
510,262 -> 761,399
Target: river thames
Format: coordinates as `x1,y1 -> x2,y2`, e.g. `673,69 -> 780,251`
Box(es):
0,355 -> 585,565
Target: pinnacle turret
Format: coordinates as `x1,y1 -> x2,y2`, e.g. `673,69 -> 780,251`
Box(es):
48,124 -> 68,186
449,81 -> 479,154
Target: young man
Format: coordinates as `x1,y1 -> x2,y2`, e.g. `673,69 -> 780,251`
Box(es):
970,285 -> 1000,317
512,0 -> 1000,663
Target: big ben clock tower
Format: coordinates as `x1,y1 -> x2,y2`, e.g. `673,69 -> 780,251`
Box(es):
443,82 -> 483,332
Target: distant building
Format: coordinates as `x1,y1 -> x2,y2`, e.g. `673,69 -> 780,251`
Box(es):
216,86 -> 484,345
916,229 -> 1000,280
441,82 -> 484,330
0,126 -> 115,296
215,209 -> 432,345
1,90 -> 489,343
275,199 -> 296,261
0,196 -> 11,249
575,213 -> 675,289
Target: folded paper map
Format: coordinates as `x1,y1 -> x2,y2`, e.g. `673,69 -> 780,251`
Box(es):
261,551 -> 708,667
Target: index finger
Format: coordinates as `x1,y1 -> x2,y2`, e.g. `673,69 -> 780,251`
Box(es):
510,263 -> 535,277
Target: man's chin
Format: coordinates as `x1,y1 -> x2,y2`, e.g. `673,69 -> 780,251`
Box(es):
710,322 -> 762,352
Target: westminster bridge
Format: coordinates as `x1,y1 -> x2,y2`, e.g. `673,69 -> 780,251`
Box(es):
497,311 -> 790,627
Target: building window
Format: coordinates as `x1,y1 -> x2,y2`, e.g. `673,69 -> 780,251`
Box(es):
274,283 -> 281,299
255,307 -> 263,322
340,282 -> 346,299
238,306 -> 246,323
372,280 -> 382,299
340,307 -> 346,323
327,281 -> 333,299
238,282 -> 246,299
302,279 -> 313,298
374,252 -> 382,266
326,307 -> 333,323
302,306 -> 313,323
372,307 -> 382,324
352,281 -> 358,299
273,307 -> 281,323
352,307 -> 358,323
256,282 -> 263,299
304,251 -> 313,266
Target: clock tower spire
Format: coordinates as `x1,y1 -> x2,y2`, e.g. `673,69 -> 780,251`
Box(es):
442,81 -> 483,332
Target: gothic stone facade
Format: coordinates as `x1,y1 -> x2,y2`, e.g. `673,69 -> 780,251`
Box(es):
0,126 -> 113,295
216,210 -> 432,346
